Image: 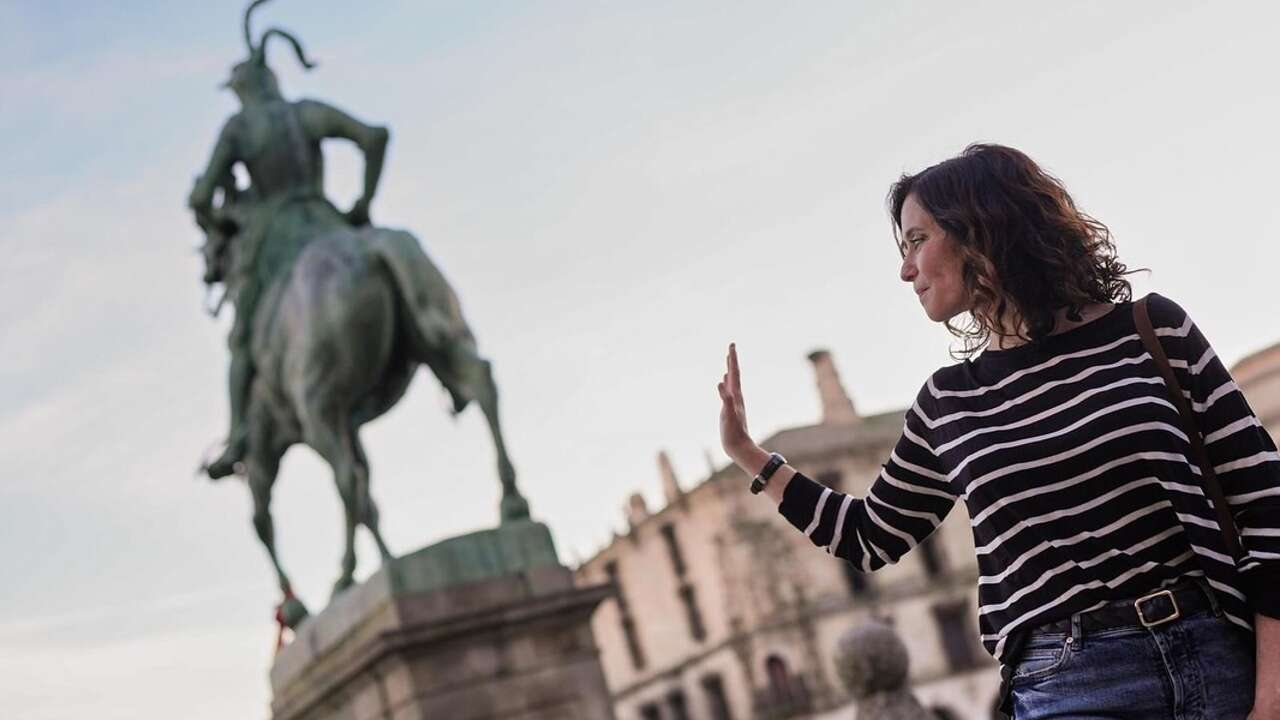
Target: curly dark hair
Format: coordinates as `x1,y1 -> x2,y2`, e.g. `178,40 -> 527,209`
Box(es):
888,143 -> 1144,358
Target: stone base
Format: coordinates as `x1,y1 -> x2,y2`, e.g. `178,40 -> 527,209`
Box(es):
270,521 -> 615,720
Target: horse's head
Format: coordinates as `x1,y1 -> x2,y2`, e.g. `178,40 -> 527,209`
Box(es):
196,220 -> 236,318
195,200 -> 240,288
194,165 -> 253,297
200,232 -> 228,286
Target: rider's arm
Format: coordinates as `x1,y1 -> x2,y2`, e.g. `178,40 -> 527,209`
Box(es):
298,100 -> 388,223
188,119 -> 240,217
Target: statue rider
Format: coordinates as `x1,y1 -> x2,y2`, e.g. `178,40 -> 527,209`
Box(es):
189,1 -> 390,479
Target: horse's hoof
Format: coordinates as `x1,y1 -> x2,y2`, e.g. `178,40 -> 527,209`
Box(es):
204,453 -> 242,480
500,493 -> 531,523
279,597 -> 310,629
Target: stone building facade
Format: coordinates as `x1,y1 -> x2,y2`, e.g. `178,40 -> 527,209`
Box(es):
1232,341 -> 1280,437
575,351 -> 1001,720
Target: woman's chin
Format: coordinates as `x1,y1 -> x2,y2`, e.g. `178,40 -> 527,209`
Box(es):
922,302 -> 964,324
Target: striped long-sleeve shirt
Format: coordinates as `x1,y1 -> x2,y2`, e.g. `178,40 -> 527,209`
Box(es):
777,293 -> 1280,662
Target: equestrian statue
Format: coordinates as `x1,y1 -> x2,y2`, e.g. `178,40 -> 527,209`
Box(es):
188,0 -> 529,626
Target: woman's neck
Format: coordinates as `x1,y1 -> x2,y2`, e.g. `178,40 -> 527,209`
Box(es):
986,303 -> 1115,350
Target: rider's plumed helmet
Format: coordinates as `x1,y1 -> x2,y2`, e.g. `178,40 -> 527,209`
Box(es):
224,0 -> 315,100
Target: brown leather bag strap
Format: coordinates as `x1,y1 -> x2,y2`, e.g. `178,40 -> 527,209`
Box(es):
1134,296 -> 1243,560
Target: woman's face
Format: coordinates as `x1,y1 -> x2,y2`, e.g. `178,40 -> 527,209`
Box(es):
898,193 -> 971,323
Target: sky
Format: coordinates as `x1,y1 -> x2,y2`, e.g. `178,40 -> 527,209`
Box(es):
3,1 -> 1280,718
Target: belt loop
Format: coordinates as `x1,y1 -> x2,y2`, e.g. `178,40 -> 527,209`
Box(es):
1070,612 -> 1084,649
1192,576 -> 1222,617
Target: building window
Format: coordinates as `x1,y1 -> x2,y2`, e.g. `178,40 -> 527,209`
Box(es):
605,561 -> 629,611
667,689 -> 690,720
606,560 -> 646,670
765,655 -> 796,706
660,523 -> 687,577
932,600 -> 981,671
661,525 -> 705,642
639,702 -> 662,720
679,583 -> 707,642
919,532 -> 946,577
701,673 -> 733,720
622,617 -> 646,670
759,655 -> 811,715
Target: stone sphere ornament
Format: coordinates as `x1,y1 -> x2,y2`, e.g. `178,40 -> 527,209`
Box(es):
833,621 -> 930,719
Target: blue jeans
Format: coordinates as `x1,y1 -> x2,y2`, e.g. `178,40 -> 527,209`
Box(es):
1010,594 -> 1256,718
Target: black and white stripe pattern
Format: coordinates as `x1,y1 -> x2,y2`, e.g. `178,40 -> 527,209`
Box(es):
778,293 -> 1280,662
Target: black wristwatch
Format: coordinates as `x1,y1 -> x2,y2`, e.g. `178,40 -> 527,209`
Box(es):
750,452 -> 787,495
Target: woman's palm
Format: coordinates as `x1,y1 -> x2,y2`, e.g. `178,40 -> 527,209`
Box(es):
718,344 -> 752,457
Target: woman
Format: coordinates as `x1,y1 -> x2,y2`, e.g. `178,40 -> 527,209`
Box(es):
716,144 -> 1279,719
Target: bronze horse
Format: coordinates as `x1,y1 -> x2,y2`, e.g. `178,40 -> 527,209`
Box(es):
200,187 -> 528,626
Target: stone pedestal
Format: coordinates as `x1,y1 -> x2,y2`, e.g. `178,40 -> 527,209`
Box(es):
270,520 -> 615,720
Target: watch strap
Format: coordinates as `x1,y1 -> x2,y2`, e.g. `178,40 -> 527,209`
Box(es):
750,452 -> 786,494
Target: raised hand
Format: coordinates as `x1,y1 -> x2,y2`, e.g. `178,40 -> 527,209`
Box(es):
717,343 -> 756,466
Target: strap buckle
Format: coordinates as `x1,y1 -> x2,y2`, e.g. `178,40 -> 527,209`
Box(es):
1135,589 -> 1180,628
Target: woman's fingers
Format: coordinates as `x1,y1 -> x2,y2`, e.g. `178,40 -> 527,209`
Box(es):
728,344 -> 745,412
718,382 -> 738,416
729,343 -> 743,396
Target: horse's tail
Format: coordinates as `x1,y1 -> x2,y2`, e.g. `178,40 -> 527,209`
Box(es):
364,229 -> 477,413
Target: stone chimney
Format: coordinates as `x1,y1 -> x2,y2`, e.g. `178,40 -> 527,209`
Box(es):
658,450 -> 683,505
626,492 -> 650,528
807,349 -> 859,425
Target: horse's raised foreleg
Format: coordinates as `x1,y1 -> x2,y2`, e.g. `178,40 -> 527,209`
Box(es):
451,346 -> 530,522
246,429 -> 309,627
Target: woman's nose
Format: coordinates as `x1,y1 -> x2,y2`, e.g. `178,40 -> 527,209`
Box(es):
900,256 -> 917,283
